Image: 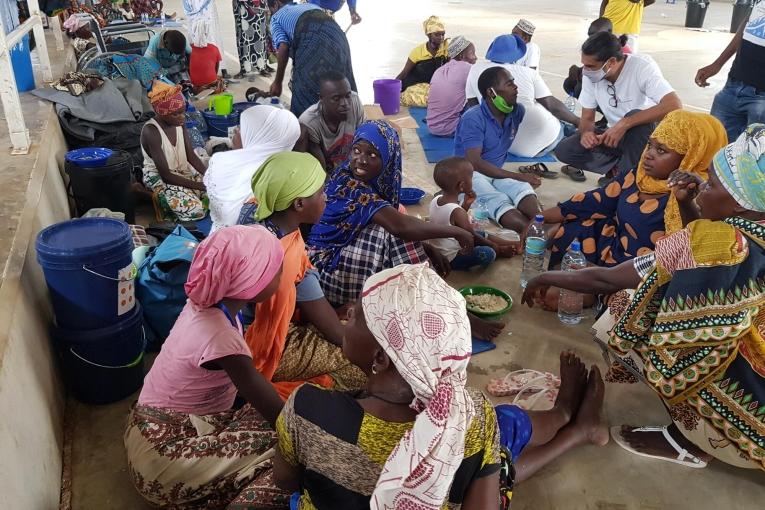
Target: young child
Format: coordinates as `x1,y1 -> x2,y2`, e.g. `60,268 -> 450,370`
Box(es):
429,157 -> 518,270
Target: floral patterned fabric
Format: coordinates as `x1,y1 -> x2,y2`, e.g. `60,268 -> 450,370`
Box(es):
124,404 -> 290,509
233,0 -> 269,73
362,264 -> 478,509
141,119 -> 207,221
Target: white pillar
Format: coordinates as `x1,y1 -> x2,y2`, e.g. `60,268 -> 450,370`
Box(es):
25,0 -> 52,81
51,14 -> 64,51
0,17 -> 30,154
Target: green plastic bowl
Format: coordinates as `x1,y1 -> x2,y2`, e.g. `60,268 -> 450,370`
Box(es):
459,285 -> 513,318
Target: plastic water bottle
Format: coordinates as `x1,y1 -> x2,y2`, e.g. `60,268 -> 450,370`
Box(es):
520,214 -> 546,289
469,196 -> 491,230
564,92 -> 577,113
558,240 -> 586,325
160,10 -> 165,27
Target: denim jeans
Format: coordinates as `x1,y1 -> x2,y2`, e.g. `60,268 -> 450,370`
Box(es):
711,79 -> 765,143
450,245 -> 497,271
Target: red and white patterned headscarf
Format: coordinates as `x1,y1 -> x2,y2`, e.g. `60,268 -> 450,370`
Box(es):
361,263 -> 474,510
148,80 -> 186,116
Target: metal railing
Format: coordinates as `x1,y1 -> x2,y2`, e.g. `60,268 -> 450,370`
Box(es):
0,0 -> 53,154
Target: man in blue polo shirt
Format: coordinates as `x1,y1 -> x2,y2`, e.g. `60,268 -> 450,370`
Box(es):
455,66 -> 542,232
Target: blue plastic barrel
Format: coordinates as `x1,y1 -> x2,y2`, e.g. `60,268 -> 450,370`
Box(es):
53,304 -> 145,366
36,218 -> 136,330
202,109 -> 240,137
10,35 -> 35,92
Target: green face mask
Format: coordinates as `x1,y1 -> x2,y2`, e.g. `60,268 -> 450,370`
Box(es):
491,92 -> 514,114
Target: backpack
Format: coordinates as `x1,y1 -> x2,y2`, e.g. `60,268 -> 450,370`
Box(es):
136,225 -> 199,349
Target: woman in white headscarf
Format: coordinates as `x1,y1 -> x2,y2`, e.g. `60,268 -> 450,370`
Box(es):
204,105 -> 301,232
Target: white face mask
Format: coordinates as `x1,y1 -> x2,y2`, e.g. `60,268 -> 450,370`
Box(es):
583,60 -> 611,83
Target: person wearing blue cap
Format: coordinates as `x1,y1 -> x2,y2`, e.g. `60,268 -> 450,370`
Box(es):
465,35 -> 580,176
454,66 -> 543,233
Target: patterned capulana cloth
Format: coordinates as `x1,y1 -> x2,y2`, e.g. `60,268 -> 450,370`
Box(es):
125,404 -> 290,509
611,217 -> 765,470
362,264 -> 478,508
276,385 -> 500,510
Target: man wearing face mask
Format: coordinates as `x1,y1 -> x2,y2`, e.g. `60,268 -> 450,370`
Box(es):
454,67 -> 543,233
554,32 -> 681,185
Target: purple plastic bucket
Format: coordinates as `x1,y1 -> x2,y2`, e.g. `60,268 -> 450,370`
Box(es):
373,79 -> 402,115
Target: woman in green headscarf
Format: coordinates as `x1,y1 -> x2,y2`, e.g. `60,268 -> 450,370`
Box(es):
238,151 -> 366,401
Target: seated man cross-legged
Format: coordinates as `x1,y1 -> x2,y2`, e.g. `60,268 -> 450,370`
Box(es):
465,35 -> 580,179
455,66 -> 542,233
555,32 -> 681,184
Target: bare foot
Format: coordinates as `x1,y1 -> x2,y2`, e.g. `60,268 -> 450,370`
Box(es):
572,365 -> 609,446
469,314 -> 505,341
617,424 -> 712,463
554,351 -> 588,423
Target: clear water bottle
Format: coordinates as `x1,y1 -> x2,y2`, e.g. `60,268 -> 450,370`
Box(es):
558,240 -> 586,325
521,214 -> 546,289
160,10 -> 165,27
565,92 -> 577,113
469,196 -> 491,230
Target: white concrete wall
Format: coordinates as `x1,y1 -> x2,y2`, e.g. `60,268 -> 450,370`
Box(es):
0,107 -> 71,509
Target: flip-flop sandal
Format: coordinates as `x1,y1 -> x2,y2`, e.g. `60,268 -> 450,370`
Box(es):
561,165 -> 587,182
511,379 -> 559,411
486,369 -> 560,398
610,426 -> 708,468
519,163 -> 559,179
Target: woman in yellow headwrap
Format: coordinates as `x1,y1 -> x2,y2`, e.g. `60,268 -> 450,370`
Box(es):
395,15 -> 448,107
537,110 -> 727,270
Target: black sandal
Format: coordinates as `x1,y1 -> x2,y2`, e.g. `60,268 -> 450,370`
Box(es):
519,162 -> 559,179
561,165 -> 587,182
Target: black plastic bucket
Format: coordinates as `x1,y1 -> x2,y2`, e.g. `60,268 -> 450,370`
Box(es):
685,0 -> 710,29
61,333 -> 146,405
731,1 -> 753,33
53,304 -> 144,366
65,149 -> 134,223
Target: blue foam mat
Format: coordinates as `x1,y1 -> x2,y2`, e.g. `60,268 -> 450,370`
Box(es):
472,338 -> 497,355
408,107 -> 558,164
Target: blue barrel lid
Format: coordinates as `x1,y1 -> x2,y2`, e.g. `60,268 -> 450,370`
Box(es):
36,218 -> 133,269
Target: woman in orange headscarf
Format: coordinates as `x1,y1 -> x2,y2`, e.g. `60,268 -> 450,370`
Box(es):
538,110 -> 727,269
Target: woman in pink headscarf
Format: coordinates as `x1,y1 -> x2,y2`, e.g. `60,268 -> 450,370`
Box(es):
124,225 -> 291,509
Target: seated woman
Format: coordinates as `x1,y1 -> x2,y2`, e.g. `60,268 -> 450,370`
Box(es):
307,120 -> 507,340
395,15 -> 448,107
522,123 -> 765,471
273,264 -> 611,509
542,110 -> 727,270
141,81 -> 208,221
239,151 -> 366,399
206,105 -> 301,232
124,225 -> 289,509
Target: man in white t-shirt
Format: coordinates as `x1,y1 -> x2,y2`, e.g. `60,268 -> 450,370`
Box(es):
554,32 -> 681,183
512,19 -> 541,70
465,34 -> 580,178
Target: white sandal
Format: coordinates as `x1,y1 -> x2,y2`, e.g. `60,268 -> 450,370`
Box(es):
610,425 -> 708,468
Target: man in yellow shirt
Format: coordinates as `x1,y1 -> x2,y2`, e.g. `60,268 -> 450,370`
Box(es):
600,0 -> 655,53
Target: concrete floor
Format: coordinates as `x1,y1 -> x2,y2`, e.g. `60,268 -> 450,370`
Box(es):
67,1 -> 764,509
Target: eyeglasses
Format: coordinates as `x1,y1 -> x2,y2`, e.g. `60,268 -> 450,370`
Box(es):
607,83 -> 618,108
